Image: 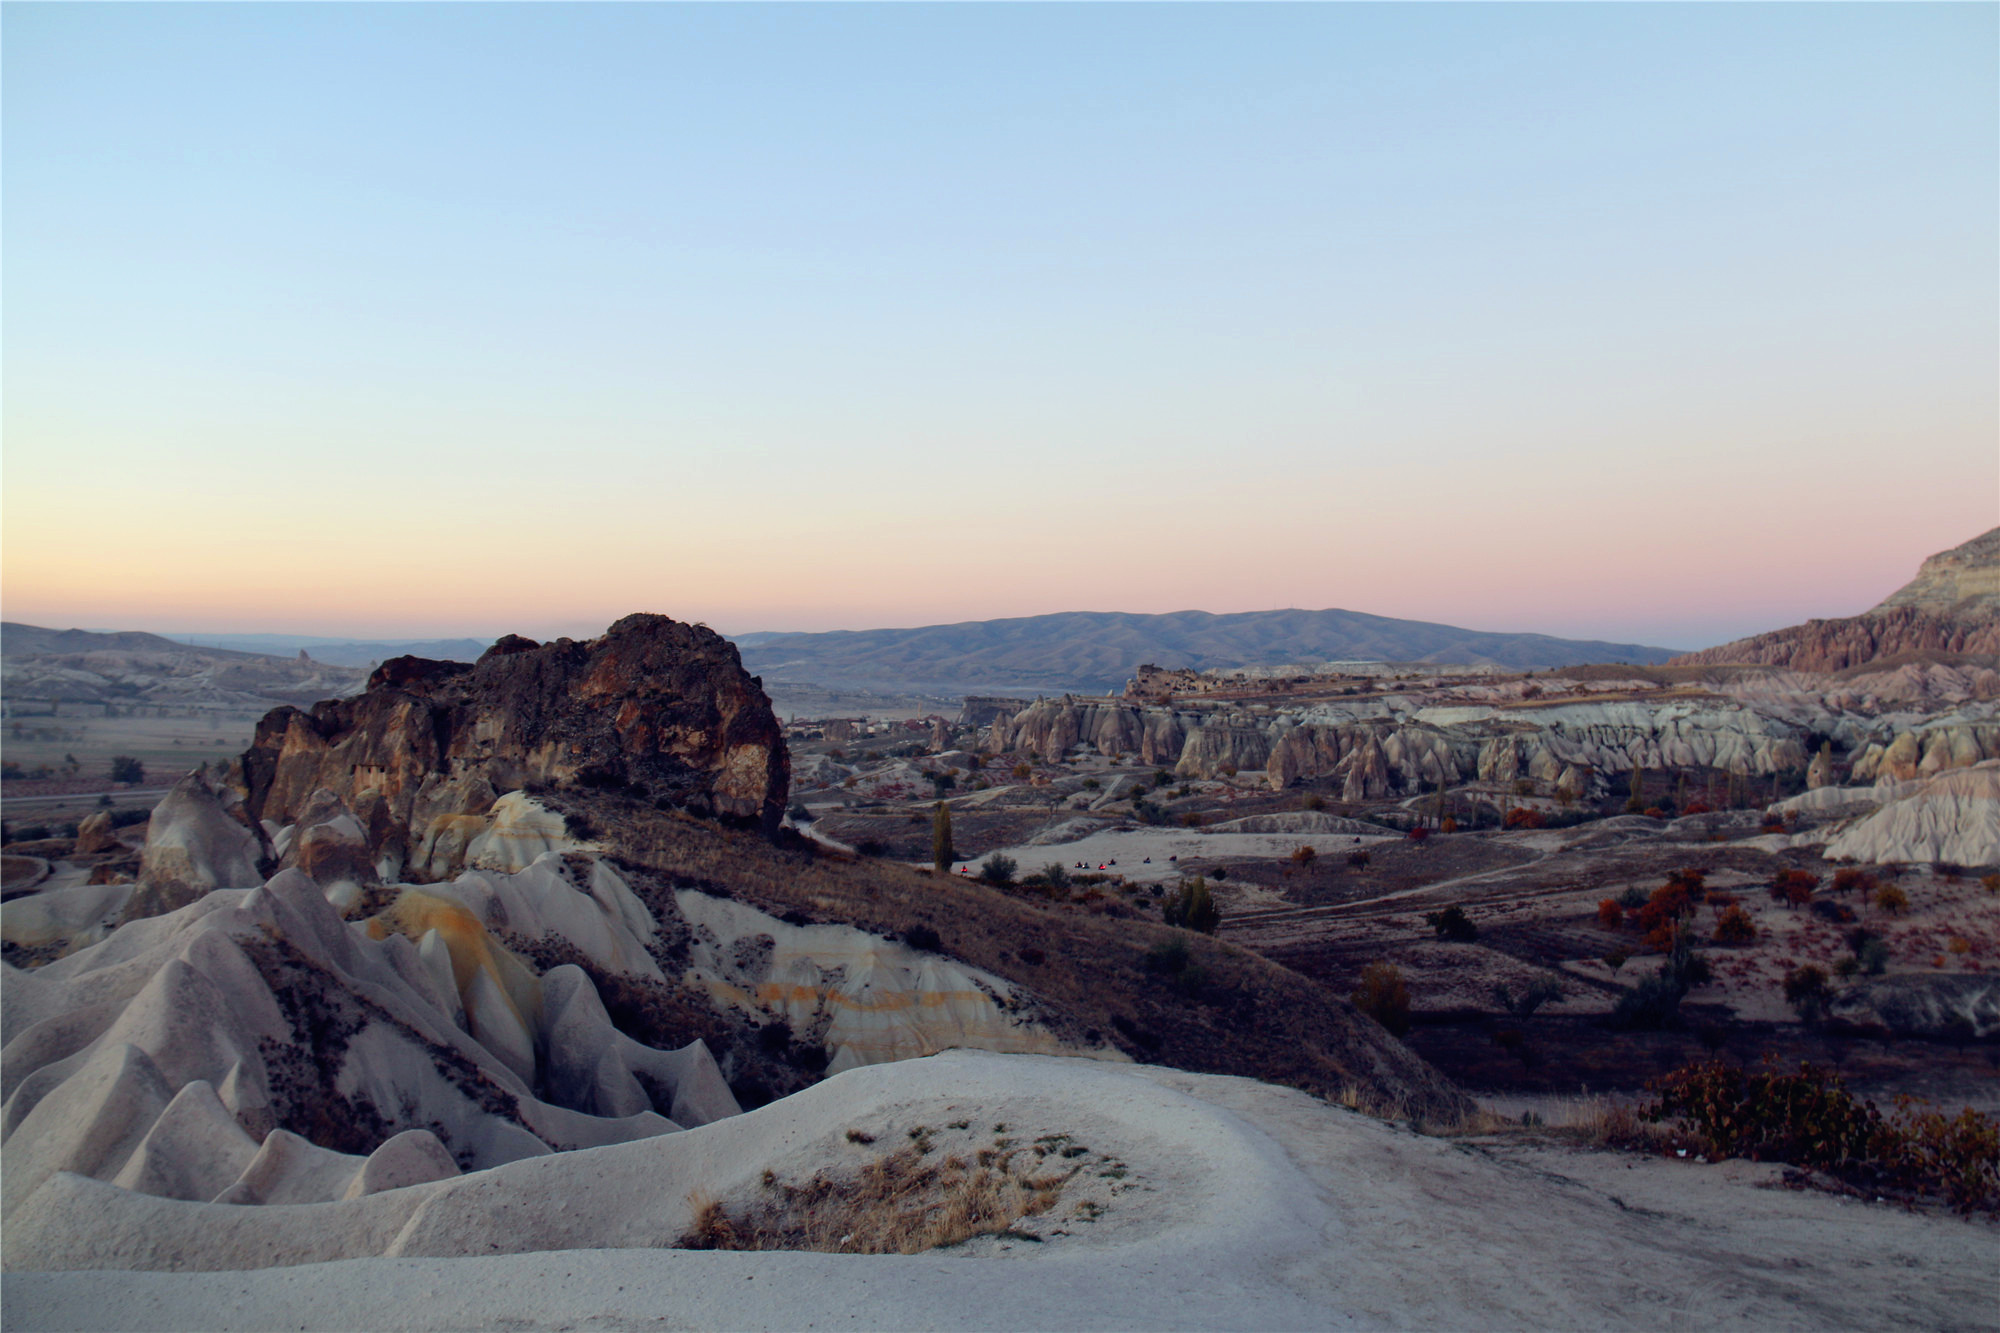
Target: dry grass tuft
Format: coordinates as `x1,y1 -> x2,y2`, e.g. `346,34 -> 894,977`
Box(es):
1440,1094 -> 1677,1151
679,1145 -> 1074,1254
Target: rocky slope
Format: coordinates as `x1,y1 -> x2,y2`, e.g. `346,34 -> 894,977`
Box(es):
984,692 -> 1815,796
1,866 -> 739,1218
1873,526 -> 2000,616
243,614 -> 791,877
1823,761 -> 2000,866
1674,528 -> 2000,671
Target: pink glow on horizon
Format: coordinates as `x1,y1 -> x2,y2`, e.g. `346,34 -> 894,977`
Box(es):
5,509 -> 1990,653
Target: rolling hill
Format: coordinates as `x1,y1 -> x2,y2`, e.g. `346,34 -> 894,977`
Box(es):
739,608 -> 1679,695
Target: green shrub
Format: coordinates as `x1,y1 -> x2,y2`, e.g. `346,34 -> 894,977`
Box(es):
1162,878 -> 1219,934
1493,976 -> 1563,1018
931,803 -> 955,874
109,755 -> 145,784
979,853 -> 1017,887
1424,905 -> 1478,942
1783,964 -> 1833,1022
1617,885 -> 1649,910
1846,927 -> 1891,975
1612,969 -> 1687,1029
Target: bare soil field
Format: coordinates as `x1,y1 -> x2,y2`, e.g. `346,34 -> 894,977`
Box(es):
3,712 -> 262,788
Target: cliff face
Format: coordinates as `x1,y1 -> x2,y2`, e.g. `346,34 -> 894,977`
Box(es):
983,693 -> 1813,795
1674,529 -> 2000,671
1670,606 -> 2000,672
244,614 -> 788,878
1872,527 -> 2000,616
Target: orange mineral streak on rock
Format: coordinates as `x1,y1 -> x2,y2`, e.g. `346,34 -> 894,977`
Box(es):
368,889 -> 543,1079
675,890 -> 1084,1075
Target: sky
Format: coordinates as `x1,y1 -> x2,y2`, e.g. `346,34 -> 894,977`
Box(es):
4,3 -> 1995,653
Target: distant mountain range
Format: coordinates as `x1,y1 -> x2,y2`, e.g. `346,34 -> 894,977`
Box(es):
158,633 -> 494,667
1,623 -> 369,710
737,608 -> 1680,695
5,609 -> 1684,703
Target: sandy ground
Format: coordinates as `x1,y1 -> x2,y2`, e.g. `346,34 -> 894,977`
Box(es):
971,827 -> 1402,884
6,1050 -> 1994,1332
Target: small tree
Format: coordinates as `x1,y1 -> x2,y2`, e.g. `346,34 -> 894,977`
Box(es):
1783,964 -> 1833,1023
931,802 -> 955,875
109,755 -> 145,785
1712,905 -> 1757,945
1597,899 -> 1625,930
1164,877 -> 1219,934
1873,883 -> 1909,916
1769,869 -> 1819,910
1352,963 -> 1412,1037
1425,905 -> 1478,942
979,852 -> 1016,887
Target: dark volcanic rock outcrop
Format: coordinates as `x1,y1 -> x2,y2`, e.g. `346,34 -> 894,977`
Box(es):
1675,529 -> 2000,671
244,615 -> 788,877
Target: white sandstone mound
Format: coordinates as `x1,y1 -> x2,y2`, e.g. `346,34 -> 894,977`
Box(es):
1,866 -> 736,1236
0,879 -> 138,953
787,752 -> 853,792
463,791 -> 591,873
423,851 -> 664,982
1769,784 -> 1885,819
1848,720 -> 2000,784
675,890 -> 1083,1073
1824,760 -> 2000,865
5,1050 -> 1991,1331
1205,811 -> 1395,836
126,771 -> 268,917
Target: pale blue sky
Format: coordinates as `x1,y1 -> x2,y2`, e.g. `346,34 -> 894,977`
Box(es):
5,3 -> 1995,648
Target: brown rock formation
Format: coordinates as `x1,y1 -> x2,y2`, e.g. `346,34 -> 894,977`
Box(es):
243,615 -> 789,878
1674,529 -> 2000,671
1672,606 -> 2000,672
73,811 -> 121,856
1872,526 -> 2000,616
